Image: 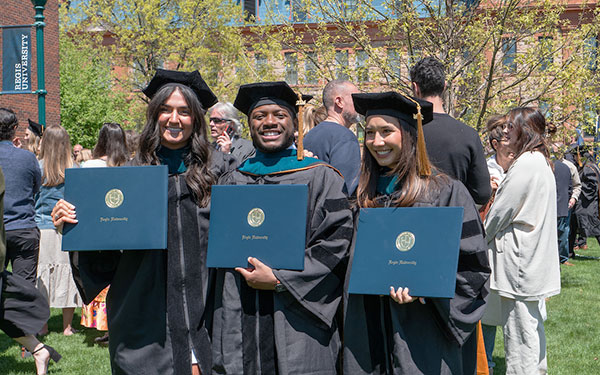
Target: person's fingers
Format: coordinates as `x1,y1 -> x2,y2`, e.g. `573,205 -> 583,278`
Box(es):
392,286 -> 406,303
247,257 -> 267,270
235,267 -> 251,279
401,288 -> 412,301
57,199 -> 76,210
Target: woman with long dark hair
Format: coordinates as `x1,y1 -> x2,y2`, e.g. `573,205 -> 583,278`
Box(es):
485,107 -> 560,374
52,69 -> 234,375
35,125 -> 81,337
343,92 -> 490,374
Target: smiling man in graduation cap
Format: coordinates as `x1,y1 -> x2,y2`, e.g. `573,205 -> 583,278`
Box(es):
209,81 -> 353,374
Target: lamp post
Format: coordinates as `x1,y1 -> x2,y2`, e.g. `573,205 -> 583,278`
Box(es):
31,0 -> 47,127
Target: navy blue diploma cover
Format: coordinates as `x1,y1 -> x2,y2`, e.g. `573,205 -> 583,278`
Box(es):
207,184 -> 308,270
61,165 -> 168,251
348,207 -> 464,298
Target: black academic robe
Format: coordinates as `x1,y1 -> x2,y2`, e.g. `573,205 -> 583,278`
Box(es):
70,153 -> 234,375
208,163 -> 353,374
0,168 -> 49,338
575,162 -> 600,237
343,178 -> 490,375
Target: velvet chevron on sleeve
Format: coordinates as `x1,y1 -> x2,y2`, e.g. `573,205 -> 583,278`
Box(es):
209,163 -> 353,374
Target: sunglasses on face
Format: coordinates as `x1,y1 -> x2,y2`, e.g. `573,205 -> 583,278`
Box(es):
210,117 -> 230,124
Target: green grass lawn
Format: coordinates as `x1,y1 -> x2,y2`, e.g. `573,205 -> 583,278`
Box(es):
489,238 -> 600,375
0,309 -> 110,374
1,241 -> 599,374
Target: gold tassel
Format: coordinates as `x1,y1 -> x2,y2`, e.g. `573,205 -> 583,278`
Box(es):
296,93 -> 306,161
414,104 -> 432,176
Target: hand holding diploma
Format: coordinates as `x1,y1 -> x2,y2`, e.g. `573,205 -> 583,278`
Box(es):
389,286 -> 426,305
236,257 -> 278,290
51,199 -> 78,231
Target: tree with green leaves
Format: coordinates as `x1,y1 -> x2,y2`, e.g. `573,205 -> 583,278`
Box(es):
265,0 -> 600,138
60,32 -> 136,148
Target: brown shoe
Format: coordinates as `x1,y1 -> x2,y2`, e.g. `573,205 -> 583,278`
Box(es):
562,261 -> 575,266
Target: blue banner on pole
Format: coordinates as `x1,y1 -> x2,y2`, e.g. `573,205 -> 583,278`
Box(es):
2,27 -> 32,93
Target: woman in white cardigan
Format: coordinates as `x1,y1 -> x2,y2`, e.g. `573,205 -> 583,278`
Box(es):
484,108 -> 560,375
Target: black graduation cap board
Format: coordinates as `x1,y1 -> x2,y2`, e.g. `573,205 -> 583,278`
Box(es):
27,119 -> 43,137
233,81 -> 312,117
143,69 -> 218,109
352,91 -> 434,176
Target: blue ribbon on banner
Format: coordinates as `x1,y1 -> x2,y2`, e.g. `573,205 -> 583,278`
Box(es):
2,27 -> 32,93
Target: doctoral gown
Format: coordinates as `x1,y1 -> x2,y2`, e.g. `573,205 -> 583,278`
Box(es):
575,162 -> 600,237
343,176 -> 490,375
70,151 -> 234,375
208,149 -> 354,375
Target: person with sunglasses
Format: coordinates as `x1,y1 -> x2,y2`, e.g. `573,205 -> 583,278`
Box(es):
208,102 -> 255,165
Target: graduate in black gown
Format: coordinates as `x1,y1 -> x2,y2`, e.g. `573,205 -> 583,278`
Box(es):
208,82 -> 354,374
52,69 -> 234,375
343,92 -> 490,375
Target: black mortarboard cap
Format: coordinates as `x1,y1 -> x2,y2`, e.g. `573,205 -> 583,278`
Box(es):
351,91 -> 434,128
27,119 -> 43,138
352,91 -> 434,176
142,69 -> 218,109
233,81 -> 312,117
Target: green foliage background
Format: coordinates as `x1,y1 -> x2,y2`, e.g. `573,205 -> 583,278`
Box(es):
59,0 -> 600,145
59,34 -> 136,148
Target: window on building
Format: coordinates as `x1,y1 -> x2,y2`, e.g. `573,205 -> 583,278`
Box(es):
585,36 -> 598,71
242,0 -> 257,21
386,48 -> 401,81
284,52 -> 298,85
538,36 -> 553,71
304,52 -> 318,84
255,53 -> 267,74
345,0 -> 358,18
356,50 -> 369,82
538,100 -> 552,119
336,50 -> 349,80
288,0 -> 307,22
583,100 -> 598,136
408,47 -> 422,68
501,37 -> 517,73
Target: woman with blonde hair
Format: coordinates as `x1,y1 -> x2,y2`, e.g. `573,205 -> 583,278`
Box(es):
18,120 -> 43,157
303,104 -> 327,135
75,148 -> 92,165
35,125 -> 82,336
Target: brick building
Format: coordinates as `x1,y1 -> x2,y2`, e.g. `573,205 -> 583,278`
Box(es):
0,0 -> 60,138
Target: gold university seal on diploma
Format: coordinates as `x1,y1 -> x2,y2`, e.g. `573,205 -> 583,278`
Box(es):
105,188 -> 124,208
395,231 -> 415,252
247,208 -> 265,227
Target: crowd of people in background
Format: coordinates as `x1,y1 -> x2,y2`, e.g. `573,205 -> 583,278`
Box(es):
0,56 -> 597,375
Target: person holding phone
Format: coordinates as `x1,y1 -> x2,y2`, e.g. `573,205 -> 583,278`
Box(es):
208,102 -> 255,165
343,91 -> 490,375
